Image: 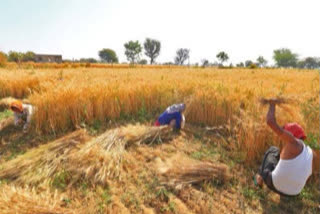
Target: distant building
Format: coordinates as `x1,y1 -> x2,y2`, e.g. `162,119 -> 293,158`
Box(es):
34,54 -> 62,63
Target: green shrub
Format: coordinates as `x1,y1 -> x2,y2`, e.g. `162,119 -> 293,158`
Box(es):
249,63 -> 257,69
0,52 -> 7,67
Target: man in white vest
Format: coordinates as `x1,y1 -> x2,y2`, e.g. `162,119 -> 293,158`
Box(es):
254,98 -> 319,196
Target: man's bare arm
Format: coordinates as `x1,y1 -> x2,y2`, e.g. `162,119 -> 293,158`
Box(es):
266,103 -> 296,144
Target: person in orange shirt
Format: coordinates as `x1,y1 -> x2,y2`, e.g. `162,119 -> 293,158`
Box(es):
9,100 -> 33,133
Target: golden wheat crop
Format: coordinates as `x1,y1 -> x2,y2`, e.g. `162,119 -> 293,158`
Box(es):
0,67 -> 318,162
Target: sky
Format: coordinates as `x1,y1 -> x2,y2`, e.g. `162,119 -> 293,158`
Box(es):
1,0 -> 320,65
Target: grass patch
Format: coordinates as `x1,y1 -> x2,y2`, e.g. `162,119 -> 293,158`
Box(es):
97,186 -> 112,213
156,187 -> 170,202
242,186 -> 265,201
160,201 -> 176,213
305,133 -> 320,150
121,191 -> 141,211
190,145 -> 218,161
0,110 -> 12,121
52,170 -> 71,190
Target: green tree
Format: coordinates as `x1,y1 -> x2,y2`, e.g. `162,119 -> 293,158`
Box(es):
0,51 -> 7,67
144,38 -> 161,64
236,62 -> 244,67
303,57 -> 318,69
216,51 -> 229,66
138,59 -> 148,65
98,48 -> 118,63
245,60 -> 254,67
174,48 -> 190,65
273,48 -> 298,68
8,51 -> 23,63
124,41 -> 142,64
22,51 -> 35,62
201,59 -> 209,67
256,56 -> 267,67
80,58 -> 98,63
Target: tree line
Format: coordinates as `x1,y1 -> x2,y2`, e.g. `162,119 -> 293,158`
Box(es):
1,39 -> 319,69
98,40 -> 320,69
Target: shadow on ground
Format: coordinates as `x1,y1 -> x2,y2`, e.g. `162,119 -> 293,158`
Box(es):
0,118 -> 52,161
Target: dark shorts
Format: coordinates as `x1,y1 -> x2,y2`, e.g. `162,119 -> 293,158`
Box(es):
259,146 -> 297,197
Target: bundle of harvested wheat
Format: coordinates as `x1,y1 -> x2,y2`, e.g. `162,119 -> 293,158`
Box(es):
0,97 -> 16,112
0,97 -> 31,112
0,129 -> 89,185
0,184 -> 78,214
158,155 -> 230,189
0,124 -> 173,187
259,97 -> 294,106
67,124 -> 173,184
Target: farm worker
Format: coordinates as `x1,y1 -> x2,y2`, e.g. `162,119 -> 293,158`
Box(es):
254,99 -> 319,196
9,100 -> 34,133
155,103 -> 186,130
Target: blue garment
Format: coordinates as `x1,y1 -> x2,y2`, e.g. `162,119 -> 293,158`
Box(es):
158,111 -> 182,129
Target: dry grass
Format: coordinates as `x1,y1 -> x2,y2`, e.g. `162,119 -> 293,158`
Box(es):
0,184 -> 78,214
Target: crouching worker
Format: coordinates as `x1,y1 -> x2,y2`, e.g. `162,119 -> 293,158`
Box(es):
10,100 -> 34,133
155,103 -> 186,130
254,99 -> 319,196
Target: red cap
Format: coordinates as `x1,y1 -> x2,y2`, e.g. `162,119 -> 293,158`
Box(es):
284,123 -> 306,140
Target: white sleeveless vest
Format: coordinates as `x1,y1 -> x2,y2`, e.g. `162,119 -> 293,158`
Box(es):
272,142 -> 313,195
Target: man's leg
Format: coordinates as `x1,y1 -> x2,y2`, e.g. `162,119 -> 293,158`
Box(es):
256,146 -> 280,188
259,146 -> 280,175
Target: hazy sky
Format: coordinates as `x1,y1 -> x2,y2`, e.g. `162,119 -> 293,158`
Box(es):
1,0 -> 319,64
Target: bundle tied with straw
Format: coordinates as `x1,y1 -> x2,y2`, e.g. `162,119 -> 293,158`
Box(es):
158,155 -> 230,189
259,96 -> 303,125
0,129 -> 89,186
67,124 -> 173,184
259,97 -> 295,106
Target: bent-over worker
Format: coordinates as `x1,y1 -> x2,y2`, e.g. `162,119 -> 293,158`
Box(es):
10,100 -> 34,133
155,103 -> 186,130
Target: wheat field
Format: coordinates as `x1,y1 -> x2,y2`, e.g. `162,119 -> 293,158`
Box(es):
0,67 -> 318,162
0,67 -> 319,213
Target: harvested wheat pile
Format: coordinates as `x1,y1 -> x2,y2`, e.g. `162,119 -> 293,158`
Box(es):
0,124 -> 173,187
0,97 -> 30,111
0,184 -> 78,214
0,129 -> 89,186
67,124 -> 173,184
0,97 -> 16,112
157,155 -> 230,189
